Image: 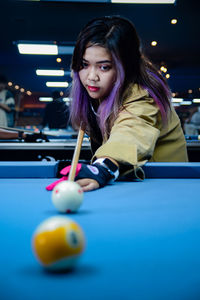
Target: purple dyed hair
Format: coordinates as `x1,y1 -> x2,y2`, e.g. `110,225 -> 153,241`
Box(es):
144,71 -> 172,122
97,54 -> 125,135
70,72 -> 89,130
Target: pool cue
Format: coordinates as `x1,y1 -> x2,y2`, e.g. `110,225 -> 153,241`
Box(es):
0,126 -> 35,133
0,126 -> 61,137
68,127 -> 85,181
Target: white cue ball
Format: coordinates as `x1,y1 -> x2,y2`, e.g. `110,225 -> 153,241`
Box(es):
52,181 -> 83,213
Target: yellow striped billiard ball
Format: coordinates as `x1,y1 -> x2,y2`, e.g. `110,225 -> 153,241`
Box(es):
32,216 -> 85,271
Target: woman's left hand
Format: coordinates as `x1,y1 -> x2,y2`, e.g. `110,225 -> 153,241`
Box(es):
46,162 -> 113,192
76,178 -> 100,191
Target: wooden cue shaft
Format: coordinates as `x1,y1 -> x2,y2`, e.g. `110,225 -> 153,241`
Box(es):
0,126 -> 62,137
0,126 -> 35,133
68,128 -> 85,181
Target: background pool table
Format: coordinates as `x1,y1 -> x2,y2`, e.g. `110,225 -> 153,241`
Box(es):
0,128 -> 200,162
1,162 -> 200,300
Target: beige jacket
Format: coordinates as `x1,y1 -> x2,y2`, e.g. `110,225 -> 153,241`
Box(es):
92,84 -> 188,172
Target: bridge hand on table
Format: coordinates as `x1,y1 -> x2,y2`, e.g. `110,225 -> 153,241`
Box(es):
46,162 -> 114,192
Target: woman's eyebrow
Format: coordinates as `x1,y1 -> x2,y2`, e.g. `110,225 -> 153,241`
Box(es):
97,60 -> 112,64
82,58 -> 112,64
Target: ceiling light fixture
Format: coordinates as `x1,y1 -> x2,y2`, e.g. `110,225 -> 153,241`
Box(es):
171,18 -> 177,24
160,66 -> 167,73
39,97 -> 53,102
18,44 -> 58,55
111,0 -> 176,3
46,82 -> 69,87
151,41 -> 157,46
17,43 -> 74,55
36,70 -> 65,76
180,101 -> 192,105
171,98 -> 183,103
193,99 -> 200,103
63,97 -> 71,103
39,0 -> 176,2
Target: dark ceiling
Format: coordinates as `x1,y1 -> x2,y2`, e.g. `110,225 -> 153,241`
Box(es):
1,0 -> 200,97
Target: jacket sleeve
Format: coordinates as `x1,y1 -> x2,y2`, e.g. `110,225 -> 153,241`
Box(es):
92,97 -> 161,169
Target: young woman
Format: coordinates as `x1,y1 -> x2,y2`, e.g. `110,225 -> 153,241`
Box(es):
47,15 -> 188,192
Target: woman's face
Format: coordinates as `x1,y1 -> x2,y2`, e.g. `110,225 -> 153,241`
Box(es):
79,45 -> 117,101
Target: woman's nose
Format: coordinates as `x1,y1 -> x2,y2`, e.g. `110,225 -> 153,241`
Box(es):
87,67 -> 99,81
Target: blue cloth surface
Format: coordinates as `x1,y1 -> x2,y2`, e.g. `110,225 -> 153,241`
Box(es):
0,177 -> 200,300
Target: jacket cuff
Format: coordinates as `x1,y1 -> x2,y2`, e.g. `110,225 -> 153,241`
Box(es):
91,142 -> 147,179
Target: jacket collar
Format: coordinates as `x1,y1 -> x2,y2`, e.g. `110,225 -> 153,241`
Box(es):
123,83 -> 149,104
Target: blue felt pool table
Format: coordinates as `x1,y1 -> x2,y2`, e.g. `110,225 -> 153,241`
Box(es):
1,162 -> 200,300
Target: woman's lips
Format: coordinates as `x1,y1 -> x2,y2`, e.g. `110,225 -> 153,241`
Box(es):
88,86 -> 100,92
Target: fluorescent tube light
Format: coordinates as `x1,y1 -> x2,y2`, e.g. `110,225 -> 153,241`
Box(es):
63,97 -> 71,103
39,97 -> 71,102
193,99 -> 200,103
180,101 -> 192,105
39,97 -> 53,102
40,0 -> 107,2
111,0 -> 176,3
36,70 -> 64,76
18,44 -> 58,55
17,43 -> 74,55
172,98 -> 183,103
46,82 -> 69,87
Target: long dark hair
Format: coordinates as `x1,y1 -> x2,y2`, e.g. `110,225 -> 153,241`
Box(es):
70,15 -> 171,137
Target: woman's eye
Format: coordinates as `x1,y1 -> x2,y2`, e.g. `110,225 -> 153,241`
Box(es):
100,65 -> 111,71
82,62 -> 88,68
